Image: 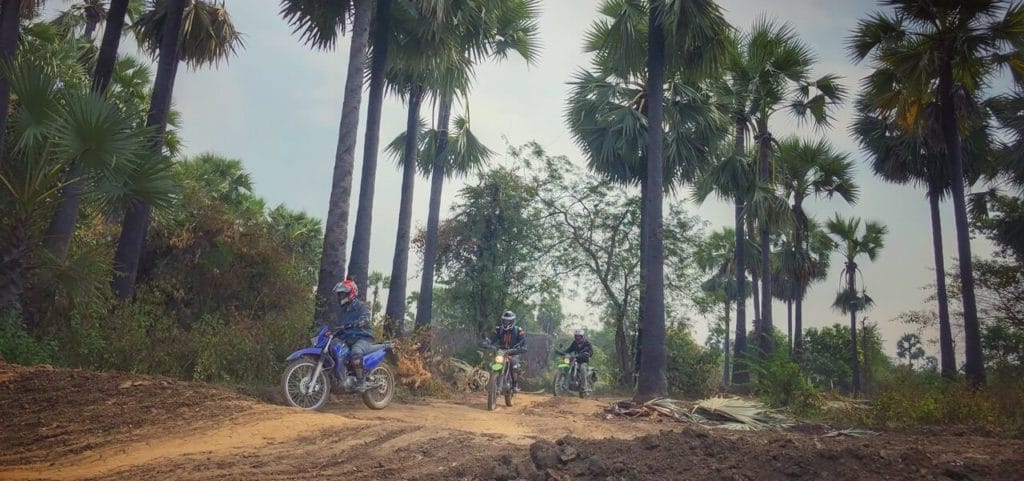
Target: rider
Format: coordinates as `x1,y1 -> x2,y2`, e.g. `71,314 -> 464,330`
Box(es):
488,310 -> 527,391
565,329 -> 593,393
329,278 -> 373,392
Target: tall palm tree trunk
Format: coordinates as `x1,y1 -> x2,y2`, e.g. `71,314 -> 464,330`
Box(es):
938,60 -> 984,386
927,189 -> 956,379
348,0 -> 392,297
310,0 -> 372,319
793,204 -> 806,358
732,113 -> 749,385
637,5 -> 667,399
847,260 -> 861,395
414,95 -> 452,332
786,297 -> 793,354
44,0 -> 131,262
634,174 -> 647,384
722,299 -> 731,386
794,294 -> 804,357
0,0 -> 22,169
384,87 -> 423,339
756,120 -> 773,356
112,0 -> 187,298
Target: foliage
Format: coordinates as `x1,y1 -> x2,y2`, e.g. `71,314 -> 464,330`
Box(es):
896,333 -> 926,369
751,334 -> 818,410
417,165 -> 559,336
664,326 -> 720,399
0,314 -> 56,365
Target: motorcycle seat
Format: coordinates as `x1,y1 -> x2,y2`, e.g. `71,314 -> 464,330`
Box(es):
364,343 -> 387,355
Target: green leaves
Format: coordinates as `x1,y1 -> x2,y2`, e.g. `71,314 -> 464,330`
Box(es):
279,0 -> 352,50
135,0 -> 244,68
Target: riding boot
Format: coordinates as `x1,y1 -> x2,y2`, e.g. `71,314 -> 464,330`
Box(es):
352,365 -> 367,392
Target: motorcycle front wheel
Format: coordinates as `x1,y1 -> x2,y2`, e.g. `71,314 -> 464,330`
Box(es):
282,358 -> 331,411
361,364 -> 395,410
504,371 -> 514,407
553,371 -> 568,396
487,371 -> 498,411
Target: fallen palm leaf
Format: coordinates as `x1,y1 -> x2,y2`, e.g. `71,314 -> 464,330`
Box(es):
823,428 -> 880,438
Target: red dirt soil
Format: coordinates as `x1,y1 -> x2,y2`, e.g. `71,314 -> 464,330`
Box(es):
1,361 -> 1021,481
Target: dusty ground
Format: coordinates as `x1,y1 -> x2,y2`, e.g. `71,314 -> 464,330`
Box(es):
1,362 -> 1022,480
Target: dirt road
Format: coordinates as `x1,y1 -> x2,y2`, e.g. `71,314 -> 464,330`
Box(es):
1,362 -> 1022,480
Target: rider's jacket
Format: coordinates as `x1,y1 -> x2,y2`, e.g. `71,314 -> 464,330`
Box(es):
331,299 -> 373,344
489,325 -> 527,350
566,339 -> 593,363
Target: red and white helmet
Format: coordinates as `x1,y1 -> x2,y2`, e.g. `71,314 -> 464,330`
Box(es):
333,279 -> 358,306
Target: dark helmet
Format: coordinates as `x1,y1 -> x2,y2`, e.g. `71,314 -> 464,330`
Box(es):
500,311 -> 516,330
333,279 -> 358,307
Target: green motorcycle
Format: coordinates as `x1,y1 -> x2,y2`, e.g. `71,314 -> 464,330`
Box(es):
553,348 -> 597,398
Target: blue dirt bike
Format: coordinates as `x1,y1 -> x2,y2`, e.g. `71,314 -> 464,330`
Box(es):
281,326 -> 396,411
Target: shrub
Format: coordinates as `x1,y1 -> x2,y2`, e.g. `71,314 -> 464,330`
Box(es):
0,314 -> 56,365
665,326 -> 721,399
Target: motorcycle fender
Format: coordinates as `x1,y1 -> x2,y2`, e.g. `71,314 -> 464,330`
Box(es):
491,363 -> 504,371
557,364 -> 569,369
285,348 -> 322,362
363,349 -> 386,370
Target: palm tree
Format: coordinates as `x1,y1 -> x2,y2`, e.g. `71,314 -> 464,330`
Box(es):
695,226 -> 752,386
112,0 -> 241,298
569,0 -> 729,397
279,0 -> 371,320
414,0 -> 541,332
379,1 -> 476,338
848,0 -> 1024,386
775,137 -> 857,356
0,0 -> 24,168
0,59 -> 148,313
346,0 -> 393,296
826,214 -> 886,395
43,0 -> 134,263
367,270 -> 388,322
897,333 -> 926,369
851,76 -> 991,380
728,17 -> 846,356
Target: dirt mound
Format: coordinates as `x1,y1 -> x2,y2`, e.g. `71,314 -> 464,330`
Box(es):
475,427 -> 1024,481
0,361 -> 257,466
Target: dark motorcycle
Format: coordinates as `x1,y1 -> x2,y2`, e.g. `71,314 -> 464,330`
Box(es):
553,348 -> 597,398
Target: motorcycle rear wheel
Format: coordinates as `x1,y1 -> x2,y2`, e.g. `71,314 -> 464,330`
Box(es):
504,373 -> 513,407
361,364 -> 395,410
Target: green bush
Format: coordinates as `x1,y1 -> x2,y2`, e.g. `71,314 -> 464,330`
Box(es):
665,326 -> 721,399
0,314 -> 56,365
751,341 -> 819,410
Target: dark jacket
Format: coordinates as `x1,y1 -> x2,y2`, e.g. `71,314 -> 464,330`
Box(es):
489,325 -> 527,351
566,339 -> 593,363
331,299 -> 373,343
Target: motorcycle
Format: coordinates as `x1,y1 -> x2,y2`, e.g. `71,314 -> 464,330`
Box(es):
482,342 -> 525,411
553,348 -> 597,398
281,326 -> 396,411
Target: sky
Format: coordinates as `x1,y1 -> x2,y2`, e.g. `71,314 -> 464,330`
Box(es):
98,0 -> 998,359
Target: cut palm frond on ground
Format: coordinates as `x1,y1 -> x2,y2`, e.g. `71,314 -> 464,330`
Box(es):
605,397 -> 792,431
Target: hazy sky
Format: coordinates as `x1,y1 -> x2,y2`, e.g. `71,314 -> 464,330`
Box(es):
119,0 -> 996,359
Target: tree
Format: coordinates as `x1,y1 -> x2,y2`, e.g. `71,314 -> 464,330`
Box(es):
897,333 -> 926,369
726,17 -> 846,357
414,0 -> 541,333
775,137 -> 856,356
848,0 -> 1024,386
826,214 -> 886,395
280,0 -> 370,321
569,0 -> 730,397
695,226 -> 748,386
113,0 -> 242,298
418,166 -> 555,337
44,0 -> 135,264
0,0 -> 24,168
346,0 -> 393,295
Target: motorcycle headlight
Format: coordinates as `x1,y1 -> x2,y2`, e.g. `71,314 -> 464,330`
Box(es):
494,354 -> 505,364
563,357 -> 570,364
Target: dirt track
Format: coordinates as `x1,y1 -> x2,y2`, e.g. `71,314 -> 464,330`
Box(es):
1,362 -> 1022,481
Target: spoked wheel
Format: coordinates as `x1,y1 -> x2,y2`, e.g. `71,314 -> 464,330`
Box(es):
487,372 -> 498,411
282,358 -> 331,411
504,371 -> 514,407
553,371 -> 567,397
361,364 -> 395,410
